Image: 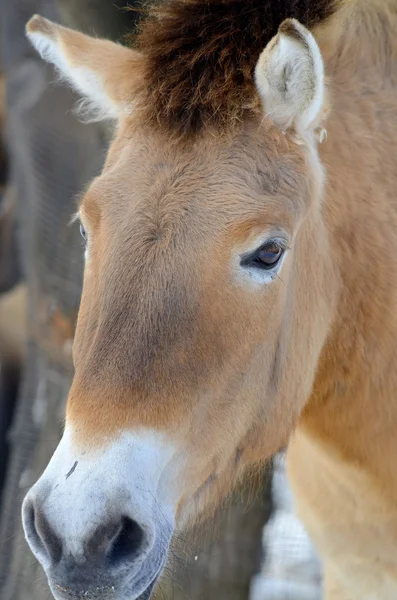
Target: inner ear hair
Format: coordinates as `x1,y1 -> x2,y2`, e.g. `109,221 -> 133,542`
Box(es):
255,18 -> 327,141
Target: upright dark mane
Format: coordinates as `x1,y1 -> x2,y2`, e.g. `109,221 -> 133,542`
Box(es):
134,0 -> 335,138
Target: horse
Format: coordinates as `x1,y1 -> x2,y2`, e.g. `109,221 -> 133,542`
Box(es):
22,1 -> 397,598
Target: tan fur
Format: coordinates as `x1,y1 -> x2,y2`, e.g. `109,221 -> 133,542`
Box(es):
27,1 -> 397,597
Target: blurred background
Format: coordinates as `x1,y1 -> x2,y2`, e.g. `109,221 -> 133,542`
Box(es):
0,2 -> 322,599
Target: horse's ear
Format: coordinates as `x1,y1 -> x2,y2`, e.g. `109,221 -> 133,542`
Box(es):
26,15 -> 142,122
255,19 -> 326,139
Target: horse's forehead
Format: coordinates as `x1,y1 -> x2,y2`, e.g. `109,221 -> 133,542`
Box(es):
108,133 -> 249,196
88,127 -> 303,232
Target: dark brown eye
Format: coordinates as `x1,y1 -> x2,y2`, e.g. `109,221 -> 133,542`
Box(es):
255,241 -> 283,268
80,223 -> 87,241
241,239 -> 286,271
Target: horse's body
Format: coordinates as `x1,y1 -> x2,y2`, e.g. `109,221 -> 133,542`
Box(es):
289,7 -> 397,595
22,1 -> 397,599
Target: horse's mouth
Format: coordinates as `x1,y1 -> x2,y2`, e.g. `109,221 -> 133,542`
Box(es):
49,579 -> 157,600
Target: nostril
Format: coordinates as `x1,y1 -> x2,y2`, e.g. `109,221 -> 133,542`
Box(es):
22,498 -> 62,565
24,501 -> 46,558
107,516 -> 145,565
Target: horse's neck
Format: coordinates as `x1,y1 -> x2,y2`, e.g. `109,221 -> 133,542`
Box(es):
301,2 -> 397,483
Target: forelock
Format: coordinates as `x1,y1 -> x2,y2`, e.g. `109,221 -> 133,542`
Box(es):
131,0 -> 335,139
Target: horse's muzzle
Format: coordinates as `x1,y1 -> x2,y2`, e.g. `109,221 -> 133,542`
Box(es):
21,429 -> 176,600
22,491 -> 168,600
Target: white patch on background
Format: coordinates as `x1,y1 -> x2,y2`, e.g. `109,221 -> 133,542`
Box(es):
32,376 -> 47,426
19,468 -> 33,489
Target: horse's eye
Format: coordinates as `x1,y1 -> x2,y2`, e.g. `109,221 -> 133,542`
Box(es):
241,239 -> 286,271
255,241 -> 284,268
80,223 -> 87,241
